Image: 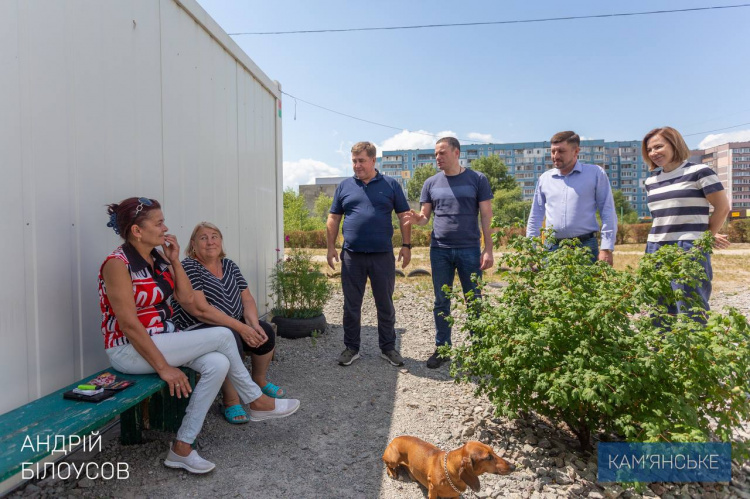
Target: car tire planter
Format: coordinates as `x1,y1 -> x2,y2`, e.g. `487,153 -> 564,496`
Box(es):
272,314 -> 327,339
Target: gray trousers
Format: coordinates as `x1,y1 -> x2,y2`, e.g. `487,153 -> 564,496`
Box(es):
340,250 -> 396,353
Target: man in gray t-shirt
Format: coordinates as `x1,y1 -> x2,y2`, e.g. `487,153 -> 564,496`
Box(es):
403,137 -> 494,368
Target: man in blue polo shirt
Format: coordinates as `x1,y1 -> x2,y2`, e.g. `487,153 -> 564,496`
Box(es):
326,141 -> 412,367
526,131 -> 617,265
403,137 -> 495,369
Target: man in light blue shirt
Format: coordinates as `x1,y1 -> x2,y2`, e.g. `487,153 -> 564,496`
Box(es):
526,131 -> 617,265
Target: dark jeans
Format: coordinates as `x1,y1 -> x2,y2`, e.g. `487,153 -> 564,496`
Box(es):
340,250 -> 396,352
430,246 -> 482,346
645,240 -> 712,314
548,235 -> 599,264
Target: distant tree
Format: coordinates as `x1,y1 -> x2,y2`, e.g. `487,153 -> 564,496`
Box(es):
492,186 -> 532,227
470,155 -> 517,193
407,164 -> 437,202
283,189 -> 321,232
313,192 -> 334,225
612,189 -> 639,224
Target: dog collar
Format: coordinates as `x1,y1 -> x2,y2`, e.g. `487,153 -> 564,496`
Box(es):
443,452 -> 461,494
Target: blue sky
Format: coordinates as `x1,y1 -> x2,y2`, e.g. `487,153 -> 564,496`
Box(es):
195,0 -> 750,190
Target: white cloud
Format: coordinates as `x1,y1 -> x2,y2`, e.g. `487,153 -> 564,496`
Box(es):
377,129 -> 457,153
283,159 -> 347,191
466,132 -> 495,143
698,129 -> 750,149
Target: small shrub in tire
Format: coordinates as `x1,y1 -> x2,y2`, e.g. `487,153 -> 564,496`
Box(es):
272,314 -> 327,339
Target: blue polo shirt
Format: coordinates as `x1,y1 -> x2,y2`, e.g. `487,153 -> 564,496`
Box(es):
330,171 -> 409,253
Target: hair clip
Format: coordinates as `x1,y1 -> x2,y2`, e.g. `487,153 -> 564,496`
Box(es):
106,212 -> 120,235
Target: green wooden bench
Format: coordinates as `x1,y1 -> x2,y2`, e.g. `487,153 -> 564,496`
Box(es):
0,367 -> 195,492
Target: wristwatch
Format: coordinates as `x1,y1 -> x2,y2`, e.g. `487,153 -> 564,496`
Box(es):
402,243 -> 412,249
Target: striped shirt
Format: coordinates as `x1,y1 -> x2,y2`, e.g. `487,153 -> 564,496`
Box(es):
171,258 -> 248,330
645,161 -> 724,243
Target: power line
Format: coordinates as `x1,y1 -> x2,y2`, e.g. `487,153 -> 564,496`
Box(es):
684,122 -> 750,137
281,91 -> 492,144
283,91 -> 750,143
229,4 -> 750,36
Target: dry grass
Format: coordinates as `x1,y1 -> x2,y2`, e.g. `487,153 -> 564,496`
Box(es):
300,244 -> 750,293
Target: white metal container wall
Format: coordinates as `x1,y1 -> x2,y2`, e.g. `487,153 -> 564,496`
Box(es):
0,0 -> 283,414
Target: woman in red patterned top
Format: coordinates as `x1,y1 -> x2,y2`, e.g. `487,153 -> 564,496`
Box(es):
99,197 -> 300,474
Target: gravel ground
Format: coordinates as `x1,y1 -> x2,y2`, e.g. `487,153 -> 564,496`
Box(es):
10,278 -> 750,499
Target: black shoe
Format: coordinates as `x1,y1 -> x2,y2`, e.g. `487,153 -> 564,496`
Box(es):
426,349 -> 449,369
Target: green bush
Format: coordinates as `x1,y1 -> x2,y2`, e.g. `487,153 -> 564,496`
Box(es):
491,226 -> 526,247
622,223 -> 652,243
448,230 -> 750,453
270,248 -> 332,318
285,230 -> 328,248
727,219 -> 750,243
392,228 -> 431,247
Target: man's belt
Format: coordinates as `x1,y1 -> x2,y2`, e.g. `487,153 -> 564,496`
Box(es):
559,232 -> 598,242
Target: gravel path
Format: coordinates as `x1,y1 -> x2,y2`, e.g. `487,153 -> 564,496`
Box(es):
11,279 -> 750,498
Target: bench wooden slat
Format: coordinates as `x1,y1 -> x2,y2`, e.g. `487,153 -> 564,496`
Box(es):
0,368 -> 167,482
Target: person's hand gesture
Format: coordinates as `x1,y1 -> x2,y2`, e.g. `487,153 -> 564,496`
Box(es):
239,324 -> 267,348
480,248 -> 494,271
714,233 -> 731,249
162,234 -> 180,264
327,247 -> 340,270
402,209 -> 423,226
158,366 -> 192,398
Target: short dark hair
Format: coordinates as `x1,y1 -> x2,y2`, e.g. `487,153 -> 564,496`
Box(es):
436,136 -> 460,152
550,131 -> 580,147
106,197 -> 161,241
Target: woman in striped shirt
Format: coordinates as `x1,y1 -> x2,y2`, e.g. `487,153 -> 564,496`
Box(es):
642,126 -> 730,315
172,222 -> 285,424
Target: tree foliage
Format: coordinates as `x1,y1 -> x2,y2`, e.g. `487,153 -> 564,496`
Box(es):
447,230 -> 750,453
613,189 -> 639,224
407,164 -> 437,202
283,189 -> 322,232
313,192 -> 334,225
470,155 -> 517,193
492,186 -> 532,228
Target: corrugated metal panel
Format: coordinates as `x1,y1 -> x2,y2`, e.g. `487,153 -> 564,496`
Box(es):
0,0 -> 282,413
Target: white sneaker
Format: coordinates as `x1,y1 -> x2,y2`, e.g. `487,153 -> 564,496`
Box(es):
248,398 -> 301,422
164,448 -> 216,474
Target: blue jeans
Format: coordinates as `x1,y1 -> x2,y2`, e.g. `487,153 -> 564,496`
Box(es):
548,236 -> 599,264
430,246 -> 482,346
645,240 -> 712,314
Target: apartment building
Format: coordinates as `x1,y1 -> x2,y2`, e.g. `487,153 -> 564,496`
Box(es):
691,141 -> 750,212
377,140 -> 651,217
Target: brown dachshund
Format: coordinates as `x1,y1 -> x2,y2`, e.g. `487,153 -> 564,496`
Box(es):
382,436 -> 515,499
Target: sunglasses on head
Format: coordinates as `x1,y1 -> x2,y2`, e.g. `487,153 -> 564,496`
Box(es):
134,197 -> 153,217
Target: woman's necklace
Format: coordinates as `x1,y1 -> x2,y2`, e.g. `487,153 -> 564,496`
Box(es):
203,260 -> 223,279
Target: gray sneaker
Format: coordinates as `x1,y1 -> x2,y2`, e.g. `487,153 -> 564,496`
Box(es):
338,348 -> 360,366
380,349 -> 404,367
164,448 -> 215,474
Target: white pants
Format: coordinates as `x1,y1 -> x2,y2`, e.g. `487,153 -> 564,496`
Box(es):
106,327 -> 263,444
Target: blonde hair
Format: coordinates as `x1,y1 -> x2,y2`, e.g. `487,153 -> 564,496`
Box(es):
351,141 -> 377,158
185,222 -> 226,259
642,127 -> 691,171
